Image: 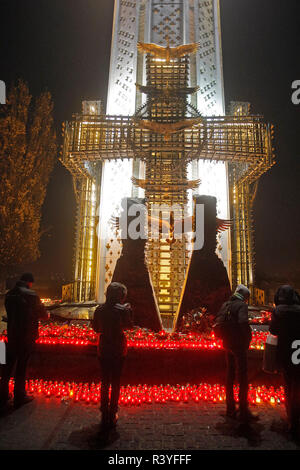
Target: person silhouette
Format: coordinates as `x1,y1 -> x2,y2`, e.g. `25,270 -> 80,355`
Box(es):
0,273 -> 48,408
92,282 -> 133,431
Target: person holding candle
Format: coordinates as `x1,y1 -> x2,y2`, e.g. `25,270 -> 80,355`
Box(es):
269,285 -> 300,441
92,282 -> 133,432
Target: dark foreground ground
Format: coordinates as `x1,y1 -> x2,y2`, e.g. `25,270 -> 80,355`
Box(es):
0,392 -> 299,453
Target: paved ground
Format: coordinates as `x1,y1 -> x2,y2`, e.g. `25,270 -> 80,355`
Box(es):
1,301 -> 299,455
0,394 -> 299,452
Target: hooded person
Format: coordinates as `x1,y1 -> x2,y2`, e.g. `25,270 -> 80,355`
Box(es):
269,285 -> 300,440
215,284 -> 257,425
92,282 -> 133,432
0,273 -> 48,408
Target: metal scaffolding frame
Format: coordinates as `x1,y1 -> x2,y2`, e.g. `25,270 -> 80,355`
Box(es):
66,164 -> 101,302
62,115 -> 273,169
61,48 -> 275,310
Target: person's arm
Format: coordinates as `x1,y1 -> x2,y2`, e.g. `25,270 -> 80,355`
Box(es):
238,303 -> 252,345
269,308 -> 280,336
36,297 -> 49,320
122,304 -> 134,329
92,306 -> 103,333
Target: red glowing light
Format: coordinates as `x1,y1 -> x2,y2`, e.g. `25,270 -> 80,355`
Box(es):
4,378 -> 285,407
0,324 -> 268,351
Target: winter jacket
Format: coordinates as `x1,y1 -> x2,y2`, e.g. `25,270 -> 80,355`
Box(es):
92,302 -> 133,358
216,295 -> 252,351
269,303 -> 300,372
5,281 -> 48,349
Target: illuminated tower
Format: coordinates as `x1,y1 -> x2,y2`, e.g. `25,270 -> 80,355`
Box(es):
61,0 -> 275,324
98,0 -> 229,314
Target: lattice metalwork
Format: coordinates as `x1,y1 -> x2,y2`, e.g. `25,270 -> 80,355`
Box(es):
62,115 -> 273,168
62,110 -> 274,305
71,172 -> 100,302
61,0 -> 275,312
226,103 -> 275,295
195,0 -> 225,115
106,0 -> 138,116
61,51 -> 274,314
138,52 -> 191,317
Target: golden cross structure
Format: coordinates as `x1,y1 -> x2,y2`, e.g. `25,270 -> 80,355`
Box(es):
61,43 -> 274,323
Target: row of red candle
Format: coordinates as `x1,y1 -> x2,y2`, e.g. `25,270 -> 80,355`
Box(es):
0,329 -> 268,350
38,324 -> 97,342
6,378 -> 284,406
36,328 -> 268,350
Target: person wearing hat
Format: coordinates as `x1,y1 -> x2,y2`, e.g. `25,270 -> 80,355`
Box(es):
0,273 -> 48,409
92,282 -> 133,432
215,284 -> 256,426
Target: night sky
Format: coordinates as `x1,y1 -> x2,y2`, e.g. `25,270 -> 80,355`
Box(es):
1,0 -> 300,288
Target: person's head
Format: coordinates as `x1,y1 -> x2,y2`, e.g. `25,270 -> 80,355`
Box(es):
105,282 -> 127,305
274,285 -> 299,306
20,272 -> 34,289
233,284 -> 250,303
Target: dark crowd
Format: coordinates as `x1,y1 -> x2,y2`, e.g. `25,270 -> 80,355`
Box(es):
0,274 -> 300,444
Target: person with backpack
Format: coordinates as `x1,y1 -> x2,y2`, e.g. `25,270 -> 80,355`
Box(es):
269,285 -> 300,441
92,282 -> 133,432
214,284 -> 256,425
0,273 -> 48,409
